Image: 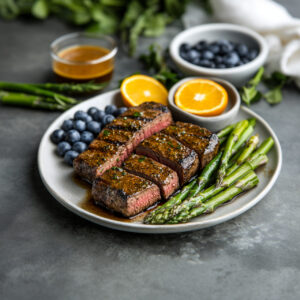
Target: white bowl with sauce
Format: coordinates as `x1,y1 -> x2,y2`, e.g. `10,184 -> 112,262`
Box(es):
170,23 -> 268,87
168,77 -> 240,132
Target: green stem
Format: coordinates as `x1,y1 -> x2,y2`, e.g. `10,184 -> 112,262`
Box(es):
217,120 -> 249,186
217,124 -> 235,138
169,171 -> 259,223
0,91 -> 67,111
0,82 -> 77,104
227,134 -> 259,175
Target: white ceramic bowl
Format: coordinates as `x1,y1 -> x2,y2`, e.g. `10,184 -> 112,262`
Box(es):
170,23 -> 269,87
168,77 -> 240,132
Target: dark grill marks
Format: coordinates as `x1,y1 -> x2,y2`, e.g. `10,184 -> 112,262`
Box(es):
162,122 -> 220,169
136,132 -> 199,185
123,154 -> 179,199
92,167 -> 161,217
73,102 -> 173,183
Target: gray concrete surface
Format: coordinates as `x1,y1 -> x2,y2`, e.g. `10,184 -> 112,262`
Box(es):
1,1 -> 300,299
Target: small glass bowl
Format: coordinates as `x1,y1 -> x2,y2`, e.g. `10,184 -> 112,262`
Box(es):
50,32 -> 118,83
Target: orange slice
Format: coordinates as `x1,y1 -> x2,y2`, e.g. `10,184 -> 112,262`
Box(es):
120,75 -> 168,107
175,79 -> 228,117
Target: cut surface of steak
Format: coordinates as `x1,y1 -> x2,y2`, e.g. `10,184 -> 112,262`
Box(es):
74,102 -> 172,182
136,133 -> 199,185
123,154 -> 179,199
73,141 -> 125,183
92,167 -> 161,217
163,122 -> 219,169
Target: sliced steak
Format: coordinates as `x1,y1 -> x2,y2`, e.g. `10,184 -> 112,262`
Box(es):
136,132 -> 199,185
123,154 -> 179,199
92,167 -> 161,217
74,102 -> 172,182
163,122 -> 219,169
73,141 -> 125,183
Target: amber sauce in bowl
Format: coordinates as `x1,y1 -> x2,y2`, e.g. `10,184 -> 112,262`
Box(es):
51,33 -> 117,83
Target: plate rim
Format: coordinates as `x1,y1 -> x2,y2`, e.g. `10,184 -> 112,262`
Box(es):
38,89 -> 282,234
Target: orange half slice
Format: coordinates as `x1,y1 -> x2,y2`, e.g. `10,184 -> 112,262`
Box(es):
175,79 -> 228,116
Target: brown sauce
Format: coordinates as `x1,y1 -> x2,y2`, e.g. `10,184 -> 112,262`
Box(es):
73,174 -> 155,223
53,45 -> 114,83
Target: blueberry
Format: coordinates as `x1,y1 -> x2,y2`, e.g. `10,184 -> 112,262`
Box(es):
223,52 -> 240,67
57,141 -> 71,157
208,44 -> 220,54
214,56 -> 223,64
87,106 -> 99,116
64,150 -> 79,166
93,110 -> 106,122
198,59 -> 212,68
105,105 -> 118,116
187,49 -> 200,62
73,120 -> 86,132
81,131 -> 94,144
236,44 -> 249,57
202,50 -> 214,60
180,43 -> 192,53
61,119 -> 73,131
50,129 -> 66,144
87,121 -> 101,135
194,40 -> 207,51
74,110 -> 90,122
102,114 -> 115,126
216,63 -> 227,69
72,141 -> 87,154
114,107 -> 128,117
219,40 -> 234,54
242,57 -> 250,64
65,129 -> 81,144
248,49 -> 258,60
85,115 -> 93,123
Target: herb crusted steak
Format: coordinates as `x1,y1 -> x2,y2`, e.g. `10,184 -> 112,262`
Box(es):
163,122 -> 219,169
136,132 -> 199,185
92,167 -> 161,217
73,102 -> 172,182
123,154 -> 179,199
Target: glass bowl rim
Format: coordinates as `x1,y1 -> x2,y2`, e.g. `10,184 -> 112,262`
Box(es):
50,32 -> 118,65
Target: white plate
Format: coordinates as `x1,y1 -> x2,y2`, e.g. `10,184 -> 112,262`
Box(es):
38,90 -> 282,234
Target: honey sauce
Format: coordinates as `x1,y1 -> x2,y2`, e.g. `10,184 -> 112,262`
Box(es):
53,45 -> 114,83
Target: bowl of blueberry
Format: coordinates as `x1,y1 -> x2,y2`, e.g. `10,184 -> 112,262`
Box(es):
50,104 -> 127,166
170,23 -> 268,87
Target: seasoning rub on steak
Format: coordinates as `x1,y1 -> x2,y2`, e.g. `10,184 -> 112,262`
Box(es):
163,122 -> 219,169
73,102 -> 172,182
136,132 -> 199,185
123,154 -> 179,199
92,167 -> 161,217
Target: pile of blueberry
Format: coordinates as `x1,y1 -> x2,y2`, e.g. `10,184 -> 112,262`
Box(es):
50,104 -> 127,166
179,39 -> 259,69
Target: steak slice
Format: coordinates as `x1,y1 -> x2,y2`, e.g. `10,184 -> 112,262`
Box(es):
73,141 -> 125,183
92,167 -> 161,217
74,102 -> 172,182
136,132 -> 199,185
163,122 -> 219,169
123,154 -> 179,199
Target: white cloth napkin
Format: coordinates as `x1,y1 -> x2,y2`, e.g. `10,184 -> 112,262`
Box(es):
210,0 -> 300,86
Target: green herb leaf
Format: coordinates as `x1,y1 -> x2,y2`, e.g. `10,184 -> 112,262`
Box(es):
32,0 -> 49,19
138,156 -> 145,162
103,129 -> 111,136
264,86 -> 283,105
133,111 -> 141,117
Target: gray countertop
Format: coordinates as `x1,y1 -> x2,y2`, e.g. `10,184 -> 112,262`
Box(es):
1,1 -> 300,299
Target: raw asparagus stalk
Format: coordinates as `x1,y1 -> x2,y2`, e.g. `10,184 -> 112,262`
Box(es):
231,118 -> 256,155
168,171 -> 259,224
145,151 -> 222,224
227,134 -> 259,175
167,154 -> 268,224
248,137 -> 274,161
217,124 -> 235,138
216,120 -> 249,186
219,136 -> 227,145
32,82 -> 107,94
0,82 -> 77,104
0,91 -> 67,111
